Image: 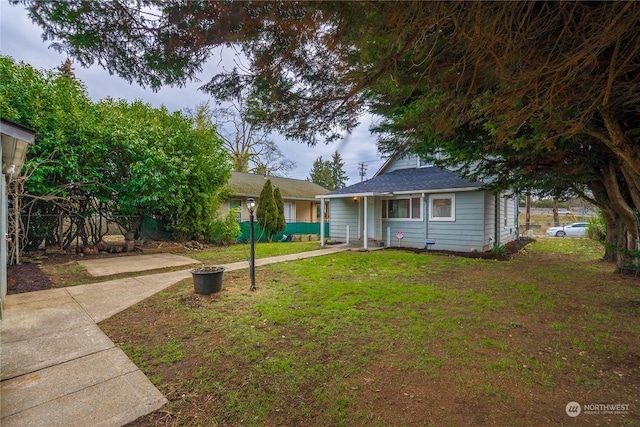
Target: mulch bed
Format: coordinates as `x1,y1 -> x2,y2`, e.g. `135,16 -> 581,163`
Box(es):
7,263 -> 53,294
389,238 -> 534,260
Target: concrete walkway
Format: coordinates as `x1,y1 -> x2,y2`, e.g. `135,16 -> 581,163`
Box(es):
78,253 -> 200,277
0,245 -> 353,427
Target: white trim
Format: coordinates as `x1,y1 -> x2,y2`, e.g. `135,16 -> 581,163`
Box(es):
320,197 -> 325,247
391,187 -> 479,195
317,187 -> 478,199
417,157 -> 431,168
316,192 -> 389,199
363,196 -> 368,249
429,193 -> 456,222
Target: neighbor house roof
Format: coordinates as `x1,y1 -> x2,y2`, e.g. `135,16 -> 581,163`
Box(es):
228,172 -> 330,201
320,167 -> 483,198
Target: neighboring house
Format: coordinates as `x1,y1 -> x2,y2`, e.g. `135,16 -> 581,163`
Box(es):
317,153 -> 517,252
220,171 -> 330,224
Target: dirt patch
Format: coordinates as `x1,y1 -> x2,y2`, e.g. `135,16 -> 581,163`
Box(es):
7,263 -> 53,294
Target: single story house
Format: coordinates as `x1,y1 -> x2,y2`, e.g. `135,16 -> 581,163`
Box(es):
219,171 -> 330,224
317,153 -> 518,252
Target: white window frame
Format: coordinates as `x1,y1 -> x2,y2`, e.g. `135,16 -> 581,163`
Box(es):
382,196 -> 423,221
417,152 -> 445,168
429,193 -> 456,222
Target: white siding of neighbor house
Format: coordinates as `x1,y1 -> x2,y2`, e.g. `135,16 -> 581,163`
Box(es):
426,191 -> 486,252
328,198 -> 360,244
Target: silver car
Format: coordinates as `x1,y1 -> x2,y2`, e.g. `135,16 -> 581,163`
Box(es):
546,222 -> 588,237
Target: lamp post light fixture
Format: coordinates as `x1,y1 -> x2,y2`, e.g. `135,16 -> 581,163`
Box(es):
246,198 -> 257,291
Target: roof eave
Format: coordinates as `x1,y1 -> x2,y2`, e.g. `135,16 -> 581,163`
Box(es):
317,192 -> 392,199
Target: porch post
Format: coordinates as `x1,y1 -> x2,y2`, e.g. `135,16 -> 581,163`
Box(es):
363,196 -> 368,250
320,197 -> 325,247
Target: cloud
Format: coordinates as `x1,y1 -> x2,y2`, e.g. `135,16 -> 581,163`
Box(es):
0,2 -> 381,186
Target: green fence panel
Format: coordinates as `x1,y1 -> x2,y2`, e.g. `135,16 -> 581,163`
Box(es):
237,222 -> 329,243
140,217 -> 173,240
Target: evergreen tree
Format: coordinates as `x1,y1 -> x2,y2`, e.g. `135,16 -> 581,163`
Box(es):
309,152 -> 348,190
56,58 -> 75,78
273,187 -> 286,237
308,156 -> 333,190
329,151 -> 348,189
256,179 -> 278,242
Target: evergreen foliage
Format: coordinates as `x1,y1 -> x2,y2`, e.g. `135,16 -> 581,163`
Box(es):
309,151 -> 348,190
256,179 -> 278,242
273,186 -> 286,236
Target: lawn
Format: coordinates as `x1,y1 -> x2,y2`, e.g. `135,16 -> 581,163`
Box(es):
100,238 -> 640,426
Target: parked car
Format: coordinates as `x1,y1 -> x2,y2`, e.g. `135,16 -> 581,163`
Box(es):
546,222 -> 588,237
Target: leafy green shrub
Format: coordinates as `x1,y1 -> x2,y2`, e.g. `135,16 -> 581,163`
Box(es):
212,207 -> 241,245
491,243 -> 508,257
586,210 -> 606,243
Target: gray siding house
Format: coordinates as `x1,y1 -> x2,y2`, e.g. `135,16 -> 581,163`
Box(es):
318,153 -> 517,252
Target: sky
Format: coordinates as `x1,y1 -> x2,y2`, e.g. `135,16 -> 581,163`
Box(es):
0,2 -> 387,185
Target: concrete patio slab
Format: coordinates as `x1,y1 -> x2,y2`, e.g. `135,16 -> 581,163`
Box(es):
2,368 -> 166,427
2,347 -> 141,417
78,253 -> 200,277
1,323 -> 115,381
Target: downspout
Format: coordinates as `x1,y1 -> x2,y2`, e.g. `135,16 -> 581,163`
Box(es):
494,192 -> 500,247
514,196 -> 520,240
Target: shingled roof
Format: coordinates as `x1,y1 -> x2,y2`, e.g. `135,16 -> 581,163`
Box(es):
228,172 -> 329,200
323,167 -> 483,197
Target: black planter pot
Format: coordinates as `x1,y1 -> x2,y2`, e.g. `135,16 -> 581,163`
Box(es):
191,267 -> 225,295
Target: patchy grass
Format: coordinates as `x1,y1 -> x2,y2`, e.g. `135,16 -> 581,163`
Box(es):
100,238 -> 640,426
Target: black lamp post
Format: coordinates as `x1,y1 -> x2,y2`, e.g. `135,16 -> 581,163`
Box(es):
246,198 -> 256,291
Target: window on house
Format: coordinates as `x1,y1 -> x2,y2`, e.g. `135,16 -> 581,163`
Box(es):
229,199 -> 242,221
417,151 -> 445,168
429,194 -> 455,221
382,197 -> 422,219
